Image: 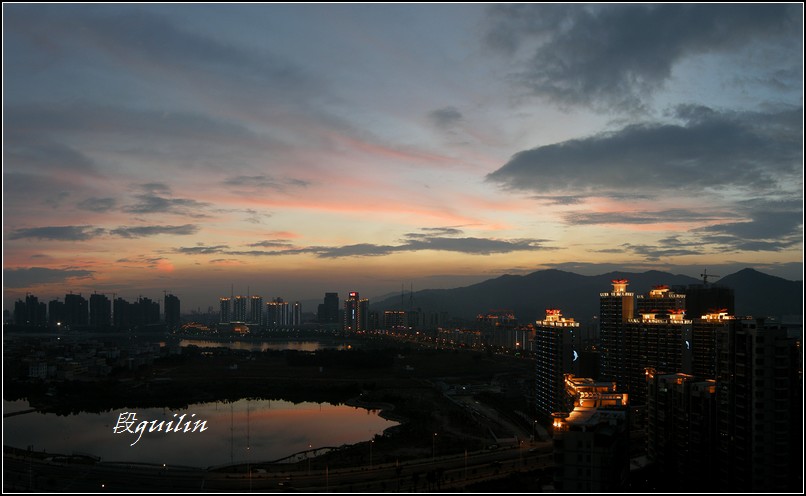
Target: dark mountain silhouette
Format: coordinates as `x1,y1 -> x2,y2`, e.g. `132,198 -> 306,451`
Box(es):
717,268 -> 803,319
370,268 -> 802,325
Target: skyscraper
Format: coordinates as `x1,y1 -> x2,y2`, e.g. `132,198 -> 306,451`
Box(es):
233,295 -> 247,322
599,279 -> 634,388
292,301 -> 302,326
89,293 -> 112,330
266,297 -> 289,328
219,297 -> 231,323
164,293 -> 181,331
344,292 -> 362,332
249,296 -> 263,325
534,309 -> 579,421
64,293 -> 89,327
317,292 -> 340,324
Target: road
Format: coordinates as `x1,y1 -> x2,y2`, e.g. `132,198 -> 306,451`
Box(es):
3,443 -> 554,492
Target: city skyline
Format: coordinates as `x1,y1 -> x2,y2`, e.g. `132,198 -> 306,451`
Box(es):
4,4 -> 803,312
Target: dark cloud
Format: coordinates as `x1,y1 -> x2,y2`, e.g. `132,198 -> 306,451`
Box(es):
565,209 -> 726,226
693,209 -> 803,253
123,194 -> 211,217
485,4 -> 800,110
77,197 -> 117,212
617,243 -> 702,261
428,106 -> 464,128
110,224 -> 199,238
174,245 -> 229,255
246,240 -> 296,248
487,107 -> 802,197
225,175 -> 310,191
4,267 -> 95,288
8,225 -> 106,241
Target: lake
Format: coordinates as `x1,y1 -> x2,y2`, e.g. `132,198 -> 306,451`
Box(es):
3,398 -> 396,468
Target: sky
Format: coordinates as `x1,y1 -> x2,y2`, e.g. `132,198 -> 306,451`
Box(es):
3,4 -> 803,312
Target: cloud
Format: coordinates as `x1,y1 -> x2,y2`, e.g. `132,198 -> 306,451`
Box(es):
174,244 -> 229,255
110,224 -> 199,238
565,209 -> 726,226
404,227 -> 464,238
246,240 -> 296,248
487,106 -> 802,198
8,225 -> 106,241
4,138 -> 97,174
428,106 -> 464,128
123,194 -> 211,217
224,175 -> 310,191
77,197 -> 117,212
4,267 -> 95,288
484,4 -> 800,110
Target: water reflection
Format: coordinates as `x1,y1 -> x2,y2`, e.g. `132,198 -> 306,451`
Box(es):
177,340 -> 344,352
3,398 -> 396,468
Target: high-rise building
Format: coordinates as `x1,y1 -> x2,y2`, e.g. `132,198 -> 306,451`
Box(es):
292,301 -> 302,326
13,294 -> 46,327
133,297 -> 160,327
552,376 -> 630,492
249,296 -> 263,325
64,293 -> 89,327
714,317 -> 802,492
48,299 -> 65,327
165,293 -> 181,331
646,373 -> 718,492
599,279 -> 634,388
233,295 -> 247,322
622,309 -> 690,406
534,309 -> 579,421
636,285 -> 685,314
384,310 -> 407,330
691,310 -> 734,378
685,285 -> 735,321
89,293 -> 112,330
219,297 -> 231,323
344,292 -> 364,332
317,292 -> 340,324
266,297 -> 289,328
114,297 -> 132,329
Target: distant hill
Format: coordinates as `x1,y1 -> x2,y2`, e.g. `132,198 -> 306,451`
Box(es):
370,268 -> 802,325
717,268 -> 803,319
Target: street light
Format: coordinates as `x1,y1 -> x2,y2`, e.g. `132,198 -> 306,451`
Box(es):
370,439 -> 374,470
432,433 -> 437,462
308,444 -> 312,475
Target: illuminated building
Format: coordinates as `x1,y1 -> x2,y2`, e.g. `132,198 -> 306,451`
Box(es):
233,295 -> 247,322
384,310 -> 407,330
344,292 -> 368,332
219,297 -> 231,324
646,373 -> 718,492
599,279 -> 634,389
534,309 -> 579,421
691,310 -> 734,378
636,285 -> 685,314
552,376 -> 629,492
164,293 -> 180,331
48,299 -> 65,328
249,296 -> 263,325
292,301 -> 302,326
685,285 -> 735,322
622,309 -> 691,406
266,298 -> 289,328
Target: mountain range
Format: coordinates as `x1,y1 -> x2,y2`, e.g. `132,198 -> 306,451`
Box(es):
370,268 -> 803,325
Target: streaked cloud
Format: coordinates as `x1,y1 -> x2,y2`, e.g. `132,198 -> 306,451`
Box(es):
487,106 -> 802,198
77,197 -> 117,212
8,225 -> 106,241
428,106 -> 464,128
110,224 -> 199,238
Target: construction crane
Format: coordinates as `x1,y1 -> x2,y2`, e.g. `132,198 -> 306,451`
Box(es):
700,268 -> 720,285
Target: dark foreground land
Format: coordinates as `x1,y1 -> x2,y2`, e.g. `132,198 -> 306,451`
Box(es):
4,336 -> 551,492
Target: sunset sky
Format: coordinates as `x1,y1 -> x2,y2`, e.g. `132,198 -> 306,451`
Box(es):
3,4 -> 803,311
